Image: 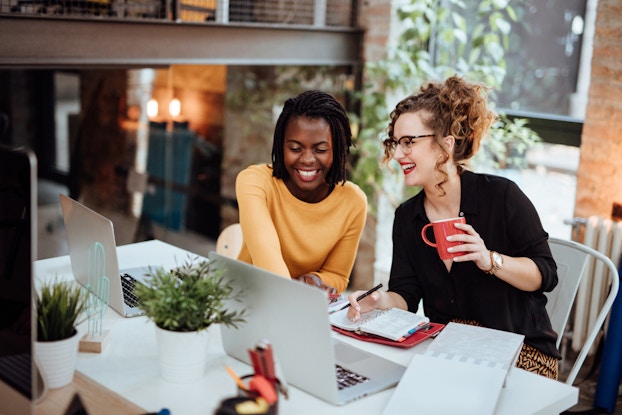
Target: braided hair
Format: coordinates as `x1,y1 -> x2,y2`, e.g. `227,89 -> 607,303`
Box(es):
271,90 -> 353,186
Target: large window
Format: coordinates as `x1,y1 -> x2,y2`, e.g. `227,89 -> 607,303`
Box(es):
471,0 -> 587,238
496,0 -> 588,118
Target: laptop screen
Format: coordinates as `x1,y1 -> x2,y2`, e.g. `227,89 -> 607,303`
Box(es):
210,251 -> 407,406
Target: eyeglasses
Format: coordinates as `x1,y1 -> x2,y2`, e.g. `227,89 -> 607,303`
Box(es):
384,134 -> 435,154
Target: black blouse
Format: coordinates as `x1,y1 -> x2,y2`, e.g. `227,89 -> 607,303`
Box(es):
388,170 -> 561,359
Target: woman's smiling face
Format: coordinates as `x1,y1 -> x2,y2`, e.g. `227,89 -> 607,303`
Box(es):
392,111 -> 440,188
282,115 -> 334,202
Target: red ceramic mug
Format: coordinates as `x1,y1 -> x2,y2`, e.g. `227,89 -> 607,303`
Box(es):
421,217 -> 466,260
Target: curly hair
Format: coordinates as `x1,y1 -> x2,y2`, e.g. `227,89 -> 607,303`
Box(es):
271,90 -> 353,186
383,75 -> 497,195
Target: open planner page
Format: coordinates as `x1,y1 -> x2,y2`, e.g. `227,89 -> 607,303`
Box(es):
329,308 -> 429,341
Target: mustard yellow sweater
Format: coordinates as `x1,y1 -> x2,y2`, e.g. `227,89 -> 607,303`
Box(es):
235,164 -> 367,293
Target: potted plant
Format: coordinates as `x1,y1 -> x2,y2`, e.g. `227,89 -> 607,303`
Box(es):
134,256 -> 245,383
34,279 -> 86,389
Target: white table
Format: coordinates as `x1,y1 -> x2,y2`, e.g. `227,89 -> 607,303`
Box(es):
34,240 -> 579,415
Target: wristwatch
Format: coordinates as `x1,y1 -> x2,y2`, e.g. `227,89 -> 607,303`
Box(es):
487,251 -> 503,275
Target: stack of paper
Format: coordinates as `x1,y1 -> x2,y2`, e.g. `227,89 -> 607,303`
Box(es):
382,322 -> 524,415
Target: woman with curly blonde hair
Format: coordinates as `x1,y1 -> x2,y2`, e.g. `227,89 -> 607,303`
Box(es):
347,75 -> 561,379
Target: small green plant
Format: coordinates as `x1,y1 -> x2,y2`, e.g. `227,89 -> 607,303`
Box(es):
134,257 -> 246,333
36,280 -> 86,342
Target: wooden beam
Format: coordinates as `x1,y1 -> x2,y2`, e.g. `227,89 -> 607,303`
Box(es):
0,16 -> 363,68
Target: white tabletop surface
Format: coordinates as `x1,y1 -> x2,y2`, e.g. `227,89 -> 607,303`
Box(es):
34,240 -> 578,415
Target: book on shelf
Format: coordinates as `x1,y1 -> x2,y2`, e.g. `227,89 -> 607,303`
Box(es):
382,322 -> 525,415
329,307 -> 437,343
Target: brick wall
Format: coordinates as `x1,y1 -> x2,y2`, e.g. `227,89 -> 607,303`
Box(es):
358,0 -> 393,62
574,0 -> 622,221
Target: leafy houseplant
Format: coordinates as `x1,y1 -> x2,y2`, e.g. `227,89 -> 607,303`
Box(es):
134,256 -> 246,383
35,280 -> 86,388
134,257 -> 246,332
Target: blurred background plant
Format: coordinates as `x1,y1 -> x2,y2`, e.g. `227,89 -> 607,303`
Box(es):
349,0 -> 541,207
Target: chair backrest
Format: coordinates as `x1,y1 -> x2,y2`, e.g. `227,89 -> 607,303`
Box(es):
215,223 -> 243,259
546,237 -> 620,385
546,238 -> 591,348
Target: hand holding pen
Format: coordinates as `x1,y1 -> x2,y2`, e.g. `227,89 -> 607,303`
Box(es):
335,283 -> 384,323
336,283 -> 383,312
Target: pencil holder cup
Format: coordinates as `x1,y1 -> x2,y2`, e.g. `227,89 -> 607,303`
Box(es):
214,397 -> 277,415
236,374 -> 279,415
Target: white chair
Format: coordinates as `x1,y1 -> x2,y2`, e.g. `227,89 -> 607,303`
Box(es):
215,223 -> 243,259
546,237 -> 620,385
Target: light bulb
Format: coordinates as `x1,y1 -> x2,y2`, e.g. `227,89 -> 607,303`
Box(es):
169,98 -> 181,117
147,99 -> 158,118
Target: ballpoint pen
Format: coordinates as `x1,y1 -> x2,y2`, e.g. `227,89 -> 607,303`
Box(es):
332,283 -> 383,313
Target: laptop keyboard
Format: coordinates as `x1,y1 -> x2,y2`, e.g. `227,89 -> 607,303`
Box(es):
335,364 -> 369,390
121,273 -> 142,308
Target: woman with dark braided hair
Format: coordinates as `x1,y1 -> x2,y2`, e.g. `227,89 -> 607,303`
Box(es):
346,75 -> 561,379
236,90 -> 367,294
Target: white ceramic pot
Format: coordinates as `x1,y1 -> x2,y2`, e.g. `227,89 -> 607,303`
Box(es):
155,325 -> 210,383
34,331 -> 80,389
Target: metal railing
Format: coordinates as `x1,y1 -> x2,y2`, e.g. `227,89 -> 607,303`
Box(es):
0,0 -> 357,27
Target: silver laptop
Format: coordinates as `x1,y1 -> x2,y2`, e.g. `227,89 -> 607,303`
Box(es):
59,194 -> 152,317
209,251 -> 406,405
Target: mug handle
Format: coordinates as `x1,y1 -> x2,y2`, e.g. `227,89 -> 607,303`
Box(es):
421,223 -> 436,247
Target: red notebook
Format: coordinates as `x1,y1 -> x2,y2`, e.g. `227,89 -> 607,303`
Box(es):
332,322 -> 445,348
